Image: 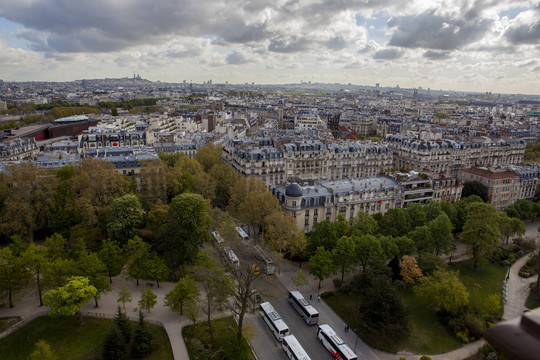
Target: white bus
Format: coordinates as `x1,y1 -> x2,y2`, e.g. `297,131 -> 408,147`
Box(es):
223,246 -> 239,268
211,231 -> 224,244
254,245 -> 275,274
288,290 -> 319,325
260,301 -> 289,341
282,334 -> 311,360
317,324 -> 357,360
236,226 -> 250,242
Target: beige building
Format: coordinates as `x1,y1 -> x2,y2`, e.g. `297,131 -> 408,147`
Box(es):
223,136 -> 393,187
459,167 -> 521,210
386,135 -> 525,178
272,177 -> 402,232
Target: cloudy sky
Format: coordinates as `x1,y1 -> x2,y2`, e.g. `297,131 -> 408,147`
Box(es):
0,0 -> 539,94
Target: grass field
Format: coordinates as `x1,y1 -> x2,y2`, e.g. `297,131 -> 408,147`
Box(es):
0,317 -> 21,333
183,316 -> 255,360
0,316 -> 173,360
325,258 -> 507,355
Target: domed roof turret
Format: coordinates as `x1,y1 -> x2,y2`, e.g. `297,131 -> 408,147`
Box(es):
285,182 -> 303,197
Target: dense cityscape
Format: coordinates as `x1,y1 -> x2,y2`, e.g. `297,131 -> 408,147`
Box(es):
0,76 -> 539,360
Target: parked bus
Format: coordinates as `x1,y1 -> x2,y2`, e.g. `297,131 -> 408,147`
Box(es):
317,324 -> 357,360
211,231 -> 224,244
236,226 -> 250,242
254,245 -> 275,274
288,290 -> 319,325
282,334 -> 311,360
260,301 -> 289,341
223,246 -> 239,268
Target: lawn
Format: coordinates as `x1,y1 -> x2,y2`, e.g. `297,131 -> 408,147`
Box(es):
183,316 -> 255,360
0,317 -> 21,333
325,258 -> 507,355
0,316 -> 173,360
452,259 -> 507,316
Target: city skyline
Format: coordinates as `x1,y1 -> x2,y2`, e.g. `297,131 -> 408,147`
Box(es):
0,0 -> 539,94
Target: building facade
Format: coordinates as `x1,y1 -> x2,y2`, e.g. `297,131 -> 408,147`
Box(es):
459,167 -> 521,210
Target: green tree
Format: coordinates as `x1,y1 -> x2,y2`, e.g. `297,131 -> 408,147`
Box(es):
107,194 -> 145,243
461,203 -> 501,269
505,199 -> 537,221
236,190 -> 281,240
354,234 -> 385,269
262,211 -> 304,256
333,236 -> 357,282
146,252 -> 169,288
132,311 -> 153,358
166,193 -> 212,269
0,247 -> 29,308
498,212 -> 526,244
307,221 -> 339,255
22,243 -> 49,306
113,306 -> 132,344
138,286 -> 157,313
393,236 -> 416,257
43,276 -> 98,325
309,247 -> 337,291
193,251 -> 233,346
117,287 -> 132,310
427,214 -> 454,256
416,268 -> 469,314
454,195 -> 484,232
461,181 -> 489,202
101,324 -> 125,360
30,340 -> 57,360
208,163 -> 239,206
98,239 -> 124,283
407,203 -> 428,229
194,143 -> 222,172
378,208 -> 412,237
125,236 -> 152,286
349,211 -> 378,236
409,225 -> 433,259
291,269 -> 308,290
77,252 -> 111,307
164,276 -> 199,315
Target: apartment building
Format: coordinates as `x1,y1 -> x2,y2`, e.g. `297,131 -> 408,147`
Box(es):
272,177 -> 402,232
386,134 -> 525,178
459,167 -> 521,210
222,134 -> 393,186
0,138 -> 39,161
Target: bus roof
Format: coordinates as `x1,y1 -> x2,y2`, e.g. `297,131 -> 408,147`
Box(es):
261,302 -> 289,332
289,290 -> 319,316
283,335 -> 311,360
319,324 -> 356,360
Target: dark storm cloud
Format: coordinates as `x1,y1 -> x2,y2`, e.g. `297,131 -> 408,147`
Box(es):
372,48 -> 403,60
423,50 -> 451,60
388,10 -> 493,50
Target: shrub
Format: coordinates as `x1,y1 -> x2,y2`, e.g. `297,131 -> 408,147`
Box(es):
418,255 -> 446,275
519,254 -> 538,278
419,356 -> 433,360
333,278 -> 343,289
513,236 -> 536,252
320,291 -> 334,298
448,312 -> 485,342
339,283 -> 353,294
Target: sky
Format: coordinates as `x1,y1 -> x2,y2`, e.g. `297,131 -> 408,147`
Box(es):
0,0 -> 539,94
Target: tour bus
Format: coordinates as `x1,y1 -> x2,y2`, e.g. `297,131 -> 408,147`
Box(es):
236,225 -> 250,242
253,245 -> 276,274
223,246 -> 239,268
317,324 -> 357,360
260,301 -> 289,341
288,290 -> 319,325
282,334 -> 311,360
211,231 -> 224,244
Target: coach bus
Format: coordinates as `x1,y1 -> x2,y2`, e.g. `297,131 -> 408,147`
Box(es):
288,290 -> 319,325
254,245 -> 276,274
282,334 -> 311,360
260,301 -> 289,341
317,324 -> 357,360
236,225 -> 250,242
223,246 -> 239,268
211,231 -> 224,244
